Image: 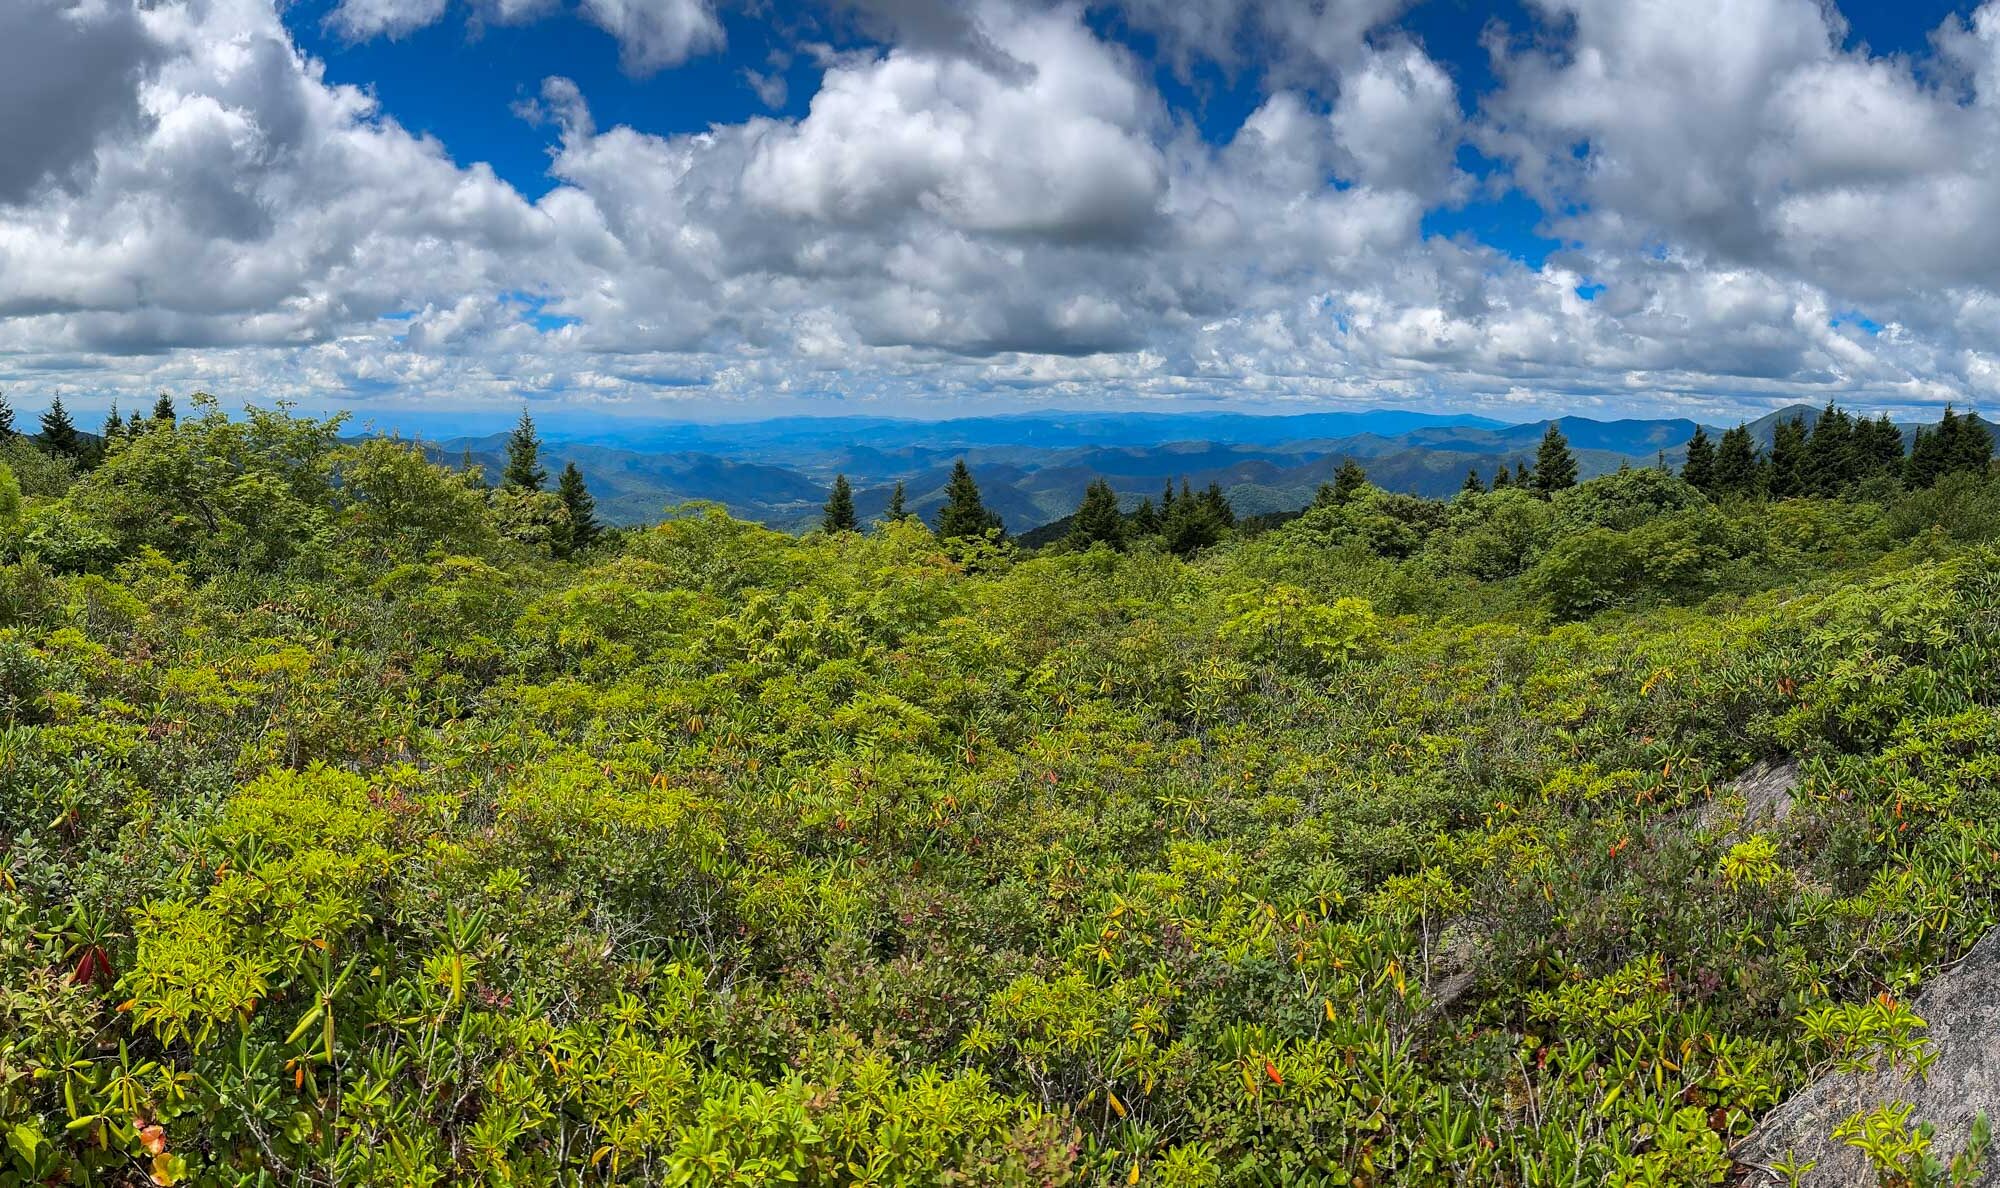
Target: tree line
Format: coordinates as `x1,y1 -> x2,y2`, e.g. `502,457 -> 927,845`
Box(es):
820,407 -> 1993,558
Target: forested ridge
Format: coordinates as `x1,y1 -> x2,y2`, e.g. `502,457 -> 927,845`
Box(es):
4,394 -> 2000,1186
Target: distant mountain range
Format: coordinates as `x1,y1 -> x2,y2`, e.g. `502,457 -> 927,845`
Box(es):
423,404 -> 1989,533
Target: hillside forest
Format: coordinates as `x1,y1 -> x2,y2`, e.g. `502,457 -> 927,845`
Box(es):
3,391 -> 2000,1186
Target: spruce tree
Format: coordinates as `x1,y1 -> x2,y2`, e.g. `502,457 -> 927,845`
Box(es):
1128,497 -> 1159,536
1161,480 -> 1223,556
1491,464 -> 1512,490
503,409 -> 547,490
38,397 -> 81,458
1953,410 -> 1994,477
1199,482 -> 1235,528
557,462 -> 600,550
1532,422 -> 1577,494
151,393 -> 176,427
1805,402 -> 1855,495
822,474 -> 858,533
1714,425 -> 1759,494
1066,478 -> 1123,550
1320,458 -> 1368,504
884,480 -> 910,523
1766,414 -> 1809,498
103,404 -> 124,440
1681,425 -> 1716,491
0,389 -> 14,437
1864,414 -> 1906,476
1462,467 -> 1484,494
937,460 -> 1000,540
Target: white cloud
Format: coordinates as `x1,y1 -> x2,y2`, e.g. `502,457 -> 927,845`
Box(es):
6,0 -> 2000,422
327,0 -> 721,73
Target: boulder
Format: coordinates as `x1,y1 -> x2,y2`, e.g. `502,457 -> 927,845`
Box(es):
1699,758 -> 1800,835
1733,929 -> 2000,1186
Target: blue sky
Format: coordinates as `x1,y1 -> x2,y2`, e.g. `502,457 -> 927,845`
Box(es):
4,0 -> 2000,430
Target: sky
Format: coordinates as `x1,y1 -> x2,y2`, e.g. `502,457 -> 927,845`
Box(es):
4,0 -> 2000,430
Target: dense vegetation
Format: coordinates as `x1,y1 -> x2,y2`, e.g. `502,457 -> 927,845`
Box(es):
4,394 -> 1999,1186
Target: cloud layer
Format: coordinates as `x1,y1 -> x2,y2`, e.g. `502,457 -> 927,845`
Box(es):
4,0 -> 2000,420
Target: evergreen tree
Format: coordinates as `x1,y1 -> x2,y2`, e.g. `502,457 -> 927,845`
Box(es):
1953,411 -> 1995,477
1714,424 -> 1760,495
1160,479 -> 1176,513
884,480 -> 910,523
1461,467 -> 1484,495
38,397 -> 81,459
503,409 -> 547,490
1199,482 -> 1235,528
1491,464 -> 1513,490
1161,480 -> 1224,556
1320,459 -> 1367,507
1066,478 -> 1124,550
1128,497 -> 1159,536
151,393 -> 176,427
1533,422 -> 1577,494
822,474 -> 858,533
1863,414 -> 1906,477
557,462 -> 600,551
103,404 -> 124,440
1766,414 -> 1809,498
937,459 -> 1001,540
1681,425 -> 1716,491
1805,402 -> 1855,495
0,389 -> 14,437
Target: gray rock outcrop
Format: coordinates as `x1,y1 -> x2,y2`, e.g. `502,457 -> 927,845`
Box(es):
1733,928 -> 2000,1186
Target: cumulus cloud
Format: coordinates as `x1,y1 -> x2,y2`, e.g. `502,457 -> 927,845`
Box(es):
0,0 -> 162,204
327,0 -> 721,73
1482,0 -> 2000,302
7,0 -> 2000,419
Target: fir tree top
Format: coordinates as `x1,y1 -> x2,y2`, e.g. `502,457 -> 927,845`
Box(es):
557,462 -> 600,552
1532,422 -> 1577,493
1066,478 -> 1124,550
38,397 -> 81,459
937,460 -> 1000,540
503,409 -> 547,490
822,474 -> 858,533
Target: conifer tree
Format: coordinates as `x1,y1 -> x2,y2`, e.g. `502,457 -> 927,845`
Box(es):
1681,426 -> 1715,491
822,474 -> 858,533
1953,410 -> 1994,477
1323,458 -> 1368,507
1805,402 -> 1855,495
937,460 -> 1001,540
503,409 -> 547,490
1714,425 -> 1759,494
103,404 -> 124,440
1766,414 -> 1809,498
883,480 -> 910,523
151,393 -> 176,427
1161,479 -> 1224,556
1159,479 -> 1176,514
38,397 -> 81,458
1863,414 -> 1906,476
1199,482 -> 1235,529
1491,464 -> 1512,490
1066,478 -> 1123,550
0,389 -> 14,437
557,462 -> 600,550
1128,497 -> 1159,536
1533,422 -> 1577,494
1462,467 -> 1484,494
